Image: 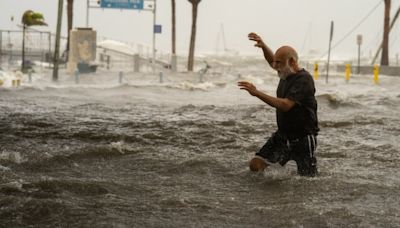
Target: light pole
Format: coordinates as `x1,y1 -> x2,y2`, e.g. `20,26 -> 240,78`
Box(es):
86,0 -> 89,27
326,21 -> 334,84
357,34 -> 362,74
152,0 -> 157,72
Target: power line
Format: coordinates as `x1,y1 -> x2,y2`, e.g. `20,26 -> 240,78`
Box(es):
319,0 -> 383,59
389,19 -> 400,48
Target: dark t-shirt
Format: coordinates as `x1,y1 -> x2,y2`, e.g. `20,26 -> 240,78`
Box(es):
276,69 -> 319,139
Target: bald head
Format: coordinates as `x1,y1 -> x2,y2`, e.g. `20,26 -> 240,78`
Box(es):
274,46 -> 298,63
273,46 -> 300,79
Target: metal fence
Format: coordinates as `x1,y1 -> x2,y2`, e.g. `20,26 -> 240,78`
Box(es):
0,29 -> 173,72
97,46 -> 172,72
0,29 -> 68,68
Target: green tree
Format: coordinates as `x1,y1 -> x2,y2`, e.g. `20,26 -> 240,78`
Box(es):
21,10 -> 47,72
187,0 -> 201,71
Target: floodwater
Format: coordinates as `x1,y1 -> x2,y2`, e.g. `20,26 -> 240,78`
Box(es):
1,57 -> 400,227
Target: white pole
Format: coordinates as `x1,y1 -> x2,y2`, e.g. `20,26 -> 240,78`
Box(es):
152,0 -> 157,71
326,21 -> 334,84
86,0 -> 89,27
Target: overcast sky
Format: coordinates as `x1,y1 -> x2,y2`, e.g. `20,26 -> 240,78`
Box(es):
1,0 -> 400,59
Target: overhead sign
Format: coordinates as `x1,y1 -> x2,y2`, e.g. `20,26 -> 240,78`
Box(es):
100,0 -> 144,10
357,34 -> 363,45
154,25 -> 162,34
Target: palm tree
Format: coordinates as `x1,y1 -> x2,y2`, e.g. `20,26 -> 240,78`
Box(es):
187,0 -> 201,71
381,0 -> 391,66
66,0 -> 74,60
21,10 -> 47,72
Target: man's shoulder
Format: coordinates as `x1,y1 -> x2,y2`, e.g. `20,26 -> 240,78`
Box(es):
296,69 -> 312,78
287,69 -> 312,83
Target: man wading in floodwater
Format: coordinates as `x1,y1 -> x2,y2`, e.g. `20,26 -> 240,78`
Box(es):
238,32 -> 319,177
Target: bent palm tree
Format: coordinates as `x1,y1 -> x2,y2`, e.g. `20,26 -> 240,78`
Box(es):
187,0 -> 201,71
21,10 -> 47,72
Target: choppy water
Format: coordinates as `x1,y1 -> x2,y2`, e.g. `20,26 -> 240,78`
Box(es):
1,57 -> 400,227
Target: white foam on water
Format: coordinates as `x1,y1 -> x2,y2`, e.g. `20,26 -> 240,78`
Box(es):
0,180 -> 24,191
170,81 -> 216,91
0,151 -> 25,164
238,74 -> 265,85
0,70 -> 23,88
0,164 -> 11,171
110,141 -> 125,154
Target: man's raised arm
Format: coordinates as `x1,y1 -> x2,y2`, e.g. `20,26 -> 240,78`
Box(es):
248,32 -> 275,69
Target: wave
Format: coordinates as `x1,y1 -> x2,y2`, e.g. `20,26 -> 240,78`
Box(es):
320,116 -> 386,128
0,178 -> 109,227
165,157 -> 230,175
21,142 -> 142,169
0,178 -> 109,196
0,151 -> 26,164
370,144 -> 400,165
319,120 -> 353,128
0,164 -> 11,171
23,179 -> 109,196
0,141 -> 145,170
166,81 -> 226,91
316,93 -> 363,108
0,80 -> 229,94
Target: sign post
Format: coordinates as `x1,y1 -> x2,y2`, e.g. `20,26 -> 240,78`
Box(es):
87,0 -> 157,71
357,34 -> 363,74
86,0 -> 89,27
326,21 -> 334,84
152,0 -> 157,72
100,0 -> 144,9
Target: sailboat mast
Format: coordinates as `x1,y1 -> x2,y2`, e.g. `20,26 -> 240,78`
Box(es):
221,24 -> 227,51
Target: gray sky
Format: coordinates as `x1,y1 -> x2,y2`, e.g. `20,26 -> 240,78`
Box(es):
1,0 -> 400,59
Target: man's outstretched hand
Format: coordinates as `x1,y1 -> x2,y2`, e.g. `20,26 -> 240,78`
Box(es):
248,32 -> 265,48
238,81 -> 259,96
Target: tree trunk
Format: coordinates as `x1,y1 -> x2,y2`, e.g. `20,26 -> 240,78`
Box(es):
171,0 -> 176,55
381,0 -> 391,66
21,25 -> 26,71
188,0 -> 200,71
66,0 -> 74,60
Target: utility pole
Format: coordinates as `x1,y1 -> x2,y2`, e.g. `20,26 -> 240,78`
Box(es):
371,5 -> 400,65
53,0 -> 64,81
326,21 -> 334,84
357,34 -> 362,74
381,0 -> 391,66
171,0 -> 177,72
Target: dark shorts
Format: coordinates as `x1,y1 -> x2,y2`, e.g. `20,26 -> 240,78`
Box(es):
255,132 -> 318,177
